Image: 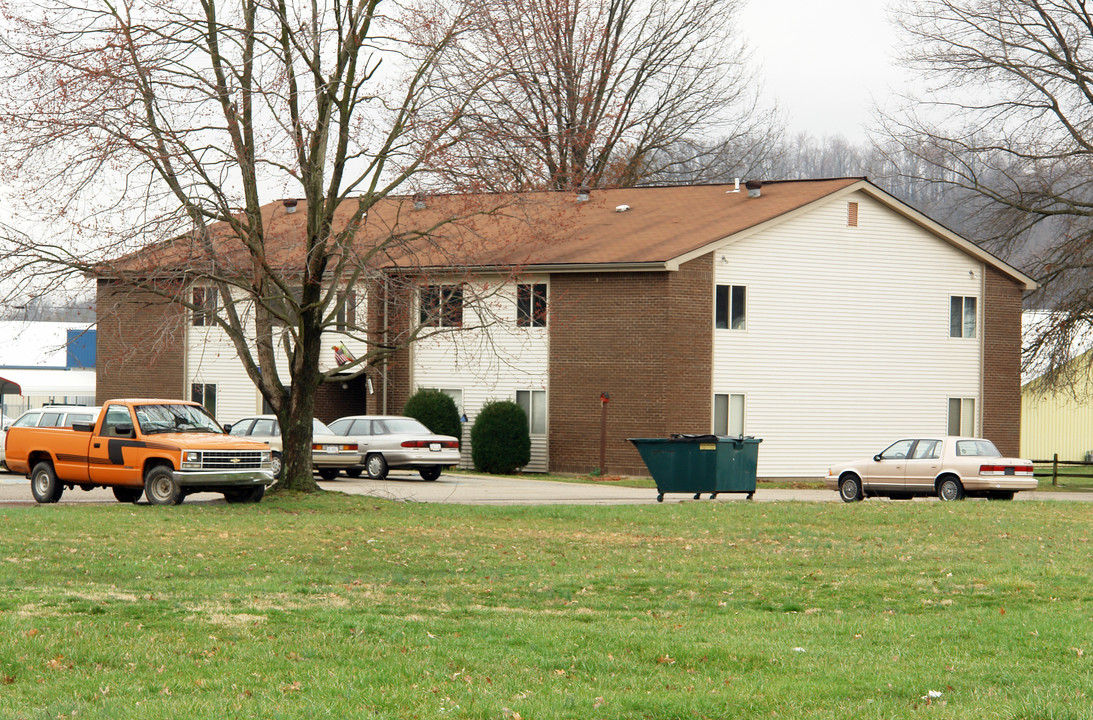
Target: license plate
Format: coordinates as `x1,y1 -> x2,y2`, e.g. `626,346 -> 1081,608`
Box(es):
430,443 -> 441,452
324,445 -> 339,453
1004,467 -> 1014,475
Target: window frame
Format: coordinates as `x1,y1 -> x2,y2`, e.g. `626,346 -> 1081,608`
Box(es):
949,296 -> 977,338
192,287 -> 218,327
336,289 -> 357,331
191,383 -> 217,419
515,389 -> 548,435
420,284 -> 464,328
516,283 -> 548,328
714,284 -> 747,331
947,397 -> 976,436
713,393 -> 746,436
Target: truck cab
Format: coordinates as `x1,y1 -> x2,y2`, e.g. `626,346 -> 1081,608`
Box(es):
6,399 -> 274,505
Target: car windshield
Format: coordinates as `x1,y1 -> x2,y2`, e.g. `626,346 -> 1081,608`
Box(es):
954,439 -> 1002,457
379,418 -> 430,435
135,404 -> 224,434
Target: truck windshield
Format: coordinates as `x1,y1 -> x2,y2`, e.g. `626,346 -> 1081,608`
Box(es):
135,404 -> 224,434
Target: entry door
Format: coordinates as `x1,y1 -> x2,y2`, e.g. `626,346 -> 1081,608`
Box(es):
865,439 -> 914,493
87,404 -> 144,487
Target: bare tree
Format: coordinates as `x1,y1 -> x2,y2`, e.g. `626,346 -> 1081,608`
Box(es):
882,0 -> 1093,387
0,0 -> 517,491
437,0 -> 774,190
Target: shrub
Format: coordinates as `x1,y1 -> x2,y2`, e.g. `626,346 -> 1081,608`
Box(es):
471,400 -> 531,474
402,389 -> 462,439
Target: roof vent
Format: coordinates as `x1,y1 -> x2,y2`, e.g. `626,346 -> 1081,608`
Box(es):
283,198 -> 298,214
413,192 -> 426,211
745,180 -> 762,198
615,204 -> 630,213
576,186 -> 590,203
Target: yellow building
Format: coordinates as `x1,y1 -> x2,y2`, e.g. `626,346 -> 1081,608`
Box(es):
1021,349 -> 1093,461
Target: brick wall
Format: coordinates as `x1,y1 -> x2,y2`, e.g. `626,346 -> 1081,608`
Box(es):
313,376 -> 370,424
366,276 -> 412,415
981,266 -> 1024,456
95,279 -> 186,401
548,255 -> 713,475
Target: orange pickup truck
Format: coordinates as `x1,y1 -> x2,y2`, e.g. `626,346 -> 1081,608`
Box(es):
5,399 -> 274,505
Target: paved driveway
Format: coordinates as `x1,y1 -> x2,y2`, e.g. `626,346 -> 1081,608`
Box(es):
1,468 -> 1088,505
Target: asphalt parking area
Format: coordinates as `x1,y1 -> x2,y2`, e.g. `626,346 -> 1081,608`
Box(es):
1,468 -> 1087,505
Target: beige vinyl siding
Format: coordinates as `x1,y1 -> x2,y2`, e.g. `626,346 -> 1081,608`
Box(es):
185,286 -> 369,425
412,277 -> 550,472
1021,379 -> 1093,461
713,190 -> 983,477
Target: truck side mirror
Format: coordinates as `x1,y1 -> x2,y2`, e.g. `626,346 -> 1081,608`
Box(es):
222,423 -> 232,434
115,424 -> 133,437
71,421 -> 94,433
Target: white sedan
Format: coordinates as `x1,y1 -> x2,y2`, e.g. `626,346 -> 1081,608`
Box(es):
826,436 -> 1036,502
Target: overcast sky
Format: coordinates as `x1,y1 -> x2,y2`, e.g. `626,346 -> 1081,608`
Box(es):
739,0 -> 905,142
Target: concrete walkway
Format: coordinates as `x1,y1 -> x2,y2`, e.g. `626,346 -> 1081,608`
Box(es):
2,468 -> 1090,505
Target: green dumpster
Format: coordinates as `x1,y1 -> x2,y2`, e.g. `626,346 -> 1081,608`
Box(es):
629,434 -> 762,502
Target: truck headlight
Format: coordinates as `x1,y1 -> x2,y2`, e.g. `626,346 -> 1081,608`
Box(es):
181,451 -> 202,470
260,451 -> 272,469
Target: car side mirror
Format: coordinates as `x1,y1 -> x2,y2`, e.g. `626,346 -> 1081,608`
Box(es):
71,421 -> 94,433
873,454 -> 883,462
115,424 -> 133,437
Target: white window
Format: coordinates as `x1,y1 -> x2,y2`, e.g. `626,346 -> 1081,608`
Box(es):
947,397 -> 976,436
713,393 -> 745,436
192,287 -> 217,327
516,390 -> 547,435
715,285 -> 746,330
191,383 -> 217,417
336,290 -> 357,331
516,283 -> 548,327
950,296 -> 977,338
420,285 -> 463,327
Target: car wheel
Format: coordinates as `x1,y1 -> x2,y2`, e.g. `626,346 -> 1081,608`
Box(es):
271,452 -> 283,480
30,462 -> 63,504
345,468 -> 363,479
937,476 -> 965,502
144,465 -> 183,506
838,474 -> 863,503
317,467 -> 340,481
112,486 -> 143,503
224,486 -> 265,504
365,453 -> 388,480
419,465 -> 442,482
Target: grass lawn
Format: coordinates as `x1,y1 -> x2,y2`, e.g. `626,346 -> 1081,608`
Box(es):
2,493 -> 1092,719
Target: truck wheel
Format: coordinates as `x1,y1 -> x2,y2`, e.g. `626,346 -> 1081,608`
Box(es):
144,465 -> 183,505
224,486 -> 265,504
30,462 -> 63,504
271,452 -> 283,479
112,486 -> 144,503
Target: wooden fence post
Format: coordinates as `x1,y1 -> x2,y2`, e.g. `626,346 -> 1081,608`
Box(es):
1053,453 -> 1059,487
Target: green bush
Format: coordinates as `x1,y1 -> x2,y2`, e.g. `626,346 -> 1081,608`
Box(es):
471,400 -> 531,474
403,388 -> 462,439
